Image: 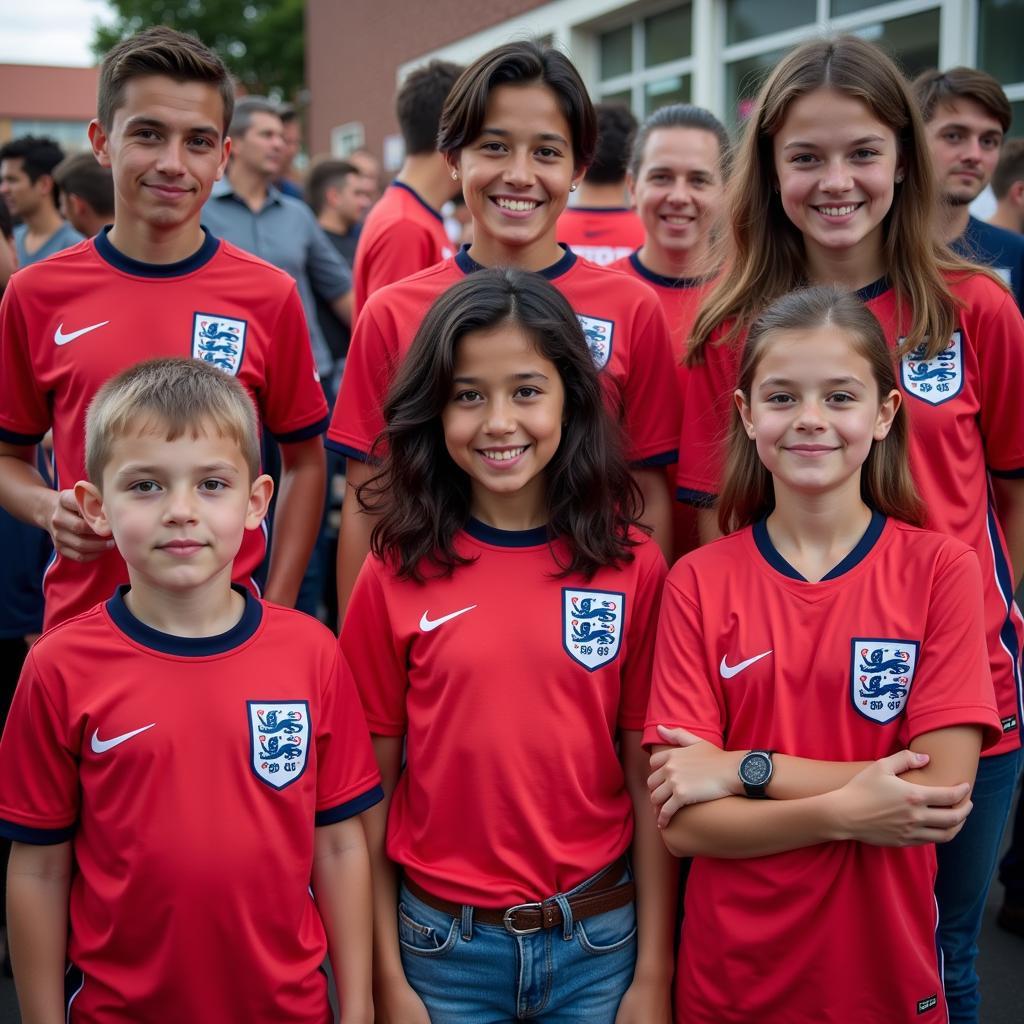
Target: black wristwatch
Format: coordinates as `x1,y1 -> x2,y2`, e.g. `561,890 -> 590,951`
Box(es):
738,750 -> 774,798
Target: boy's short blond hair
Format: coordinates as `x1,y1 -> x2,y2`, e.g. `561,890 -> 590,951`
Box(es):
85,358 -> 261,485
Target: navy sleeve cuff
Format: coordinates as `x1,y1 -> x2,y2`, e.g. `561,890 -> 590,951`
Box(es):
315,784 -> 385,826
990,466 -> 1024,479
272,415 -> 330,444
0,818 -> 76,845
676,486 -> 717,508
631,449 -> 678,468
324,438 -> 373,463
0,425 -> 47,446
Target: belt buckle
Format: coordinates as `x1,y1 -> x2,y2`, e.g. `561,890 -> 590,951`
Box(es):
503,901 -> 544,935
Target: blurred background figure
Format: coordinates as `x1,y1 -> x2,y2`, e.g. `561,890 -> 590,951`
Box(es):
276,102 -> 306,199
53,151 -> 115,238
348,147 -> 384,204
990,139 -> 1024,235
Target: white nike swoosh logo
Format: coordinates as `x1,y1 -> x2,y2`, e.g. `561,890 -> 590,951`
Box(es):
54,320 -> 110,346
90,723 -> 156,753
720,650 -> 772,679
419,605 -> 477,632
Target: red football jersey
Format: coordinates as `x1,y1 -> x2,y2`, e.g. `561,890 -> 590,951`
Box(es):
677,274 -> 1024,756
0,592 -> 383,1024
0,229 -> 329,630
342,521 -> 666,907
645,515 -> 1001,1023
558,206 -> 646,266
328,247 -> 680,466
352,182 -> 454,315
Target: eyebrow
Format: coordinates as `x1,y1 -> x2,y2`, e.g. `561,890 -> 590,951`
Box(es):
114,461 -> 240,478
782,135 -> 886,151
122,115 -> 220,136
453,372 -> 550,384
939,120 -> 1002,135
478,126 -> 569,145
758,375 -> 865,388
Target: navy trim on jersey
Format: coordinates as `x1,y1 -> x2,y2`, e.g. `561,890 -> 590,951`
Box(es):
633,449 -> 678,467
391,181 -> 444,224
676,486 -> 716,508
65,963 -> 85,1019
990,466 -> 1024,479
855,276 -> 890,302
324,437 -> 373,463
985,503 -> 1024,736
754,509 -> 886,582
95,225 -> 220,278
106,584 -> 263,656
465,517 -> 550,547
315,784 -> 385,826
0,817 -> 76,845
273,414 -> 331,444
455,243 -> 577,281
627,251 -> 708,290
0,424 -> 46,446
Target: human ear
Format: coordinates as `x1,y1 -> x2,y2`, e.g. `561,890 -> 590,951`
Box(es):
873,388 -> 901,441
245,473 -> 274,530
74,480 -> 113,537
215,136 -> 231,182
88,119 -> 112,169
625,171 -> 637,208
735,390 -> 756,439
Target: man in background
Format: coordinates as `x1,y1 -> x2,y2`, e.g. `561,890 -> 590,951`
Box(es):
990,139 -> 1024,235
53,151 -> 115,238
276,103 -> 305,199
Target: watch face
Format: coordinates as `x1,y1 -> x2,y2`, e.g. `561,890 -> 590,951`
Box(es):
743,753 -> 772,786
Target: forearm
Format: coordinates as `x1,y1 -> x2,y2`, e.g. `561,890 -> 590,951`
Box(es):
312,823 -> 373,1023
631,467 -> 672,563
0,450 -> 55,530
263,442 -> 326,606
696,507 -> 721,545
7,842 -> 71,1024
336,459 -> 377,625
363,795 -> 407,990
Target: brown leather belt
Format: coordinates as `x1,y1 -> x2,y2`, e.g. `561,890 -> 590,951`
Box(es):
403,855 -> 634,935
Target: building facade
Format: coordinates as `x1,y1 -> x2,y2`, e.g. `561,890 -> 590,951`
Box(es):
0,64 -> 99,150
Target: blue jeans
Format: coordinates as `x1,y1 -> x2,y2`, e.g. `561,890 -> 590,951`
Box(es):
935,747 -> 1023,1024
398,866 -> 636,1023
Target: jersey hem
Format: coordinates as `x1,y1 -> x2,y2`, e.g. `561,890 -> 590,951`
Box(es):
676,486 -> 717,508
0,817 -> 76,844
0,424 -> 46,445
632,449 -> 678,468
990,466 -> 1024,479
324,438 -> 372,463
315,783 -> 385,825
273,415 -> 330,444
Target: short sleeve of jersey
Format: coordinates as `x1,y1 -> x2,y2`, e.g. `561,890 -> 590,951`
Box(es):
0,650 -> 78,842
260,281 -> 330,442
314,645 -> 384,825
899,547 -> 1003,749
0,281 -> 49,444
623,298 -> 682,465
643,561 -> 724,747
361,221 -> 438,304
340,560 -> 409,734
618,542 -> 668,729
972,282 -> 1024,476
676,332 -> 741,505
327,296 -> 396,460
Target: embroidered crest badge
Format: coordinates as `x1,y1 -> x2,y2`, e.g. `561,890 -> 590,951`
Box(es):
247,701 -> 310,789
850,640 -> 918,725
192,313 -> 247,375
899,331 -> 963,405
563,589 -> 625,671
576,314 -> 614,370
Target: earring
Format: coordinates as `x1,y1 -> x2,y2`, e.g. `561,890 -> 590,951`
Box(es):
451,170 -> 458,181
569,183 -> 578,192
894,172 -> 904,184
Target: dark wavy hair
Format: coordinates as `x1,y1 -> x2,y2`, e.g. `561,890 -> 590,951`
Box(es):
358,267 -> 643,580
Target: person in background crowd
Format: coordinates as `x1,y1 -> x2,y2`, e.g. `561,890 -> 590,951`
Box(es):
352,60 -> 463,314
914,67 -> 1024,311
348,147 -> 383,203
0,135 -> 83,265
990,138 -> 1024,235
276,102 -> 305,199
53,151 -> 115,238
558,102 -> 644,264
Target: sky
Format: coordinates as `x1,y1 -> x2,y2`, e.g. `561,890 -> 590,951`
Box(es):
1,0 -> 113,66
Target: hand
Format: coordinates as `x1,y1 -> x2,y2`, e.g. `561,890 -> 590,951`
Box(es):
831,750 -> 972,847
648,726 -> 739,827
615,975 -> 672,1024
48,489 -> 112,562
374,979 -> 431,1024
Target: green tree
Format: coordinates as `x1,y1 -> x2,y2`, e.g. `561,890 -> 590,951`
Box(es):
92,0 -> 305,101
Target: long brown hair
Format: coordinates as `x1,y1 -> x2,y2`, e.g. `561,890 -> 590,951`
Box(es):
717,285 -> 923,535
689,35 -> 988,366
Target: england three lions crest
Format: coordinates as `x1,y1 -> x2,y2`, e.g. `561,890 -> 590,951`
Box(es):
576,314 -> 614,370
900,331 -> 963,405
192,313 -> 247,375
850,640 -> 918,725
563,588 -> 625,671
247,701 -> 310,790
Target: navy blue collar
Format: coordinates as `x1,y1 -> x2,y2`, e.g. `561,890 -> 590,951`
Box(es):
629,251 -> 708,289
392,180 -> 444,223
107,585 -> 262,655
465,517 -> 549,547
854,276 -> 890,302
95,225 -> 220,278
753,510 -> 886,582
454,243 -> 576,281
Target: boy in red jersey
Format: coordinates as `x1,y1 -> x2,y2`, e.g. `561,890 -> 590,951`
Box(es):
0,358 -> 381,1024
0,27 -> 328,630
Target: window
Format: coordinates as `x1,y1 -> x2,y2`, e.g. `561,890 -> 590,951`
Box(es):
330,122 -> 364,158
979,0 -> 1024,138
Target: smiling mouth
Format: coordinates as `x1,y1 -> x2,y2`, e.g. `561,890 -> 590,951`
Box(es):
785,445 -> 839,455
492,197 -> 541,212
662,214 -> 695,225
158,539 -> 206,553
814,203 -> 863,218
478,445 -> 528,462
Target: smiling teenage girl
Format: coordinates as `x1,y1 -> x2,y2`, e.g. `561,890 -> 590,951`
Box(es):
328,42 -> 680,618
342,268 -> 675,1023
674,38 -> 1024,1022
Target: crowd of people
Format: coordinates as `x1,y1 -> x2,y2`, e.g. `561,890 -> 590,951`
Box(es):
0,20 -> 1022,1024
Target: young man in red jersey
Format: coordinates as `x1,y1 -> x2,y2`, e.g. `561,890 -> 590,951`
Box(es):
0,358 -> 381,1024
0,27 -> 328,630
